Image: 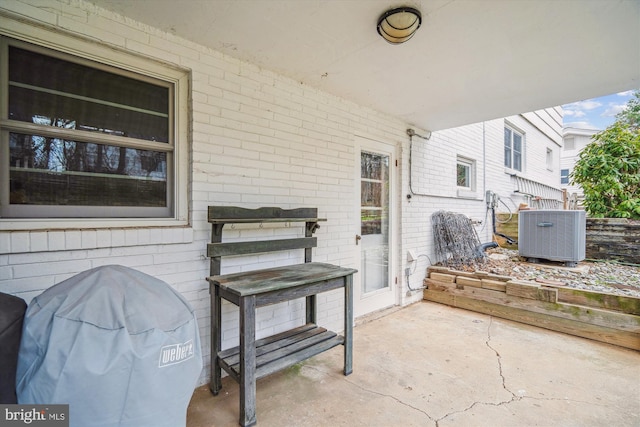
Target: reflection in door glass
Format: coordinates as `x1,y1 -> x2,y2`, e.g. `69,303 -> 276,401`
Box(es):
360,151 -> 389,293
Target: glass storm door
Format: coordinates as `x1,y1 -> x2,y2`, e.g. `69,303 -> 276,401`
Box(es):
356,144 -> 395,317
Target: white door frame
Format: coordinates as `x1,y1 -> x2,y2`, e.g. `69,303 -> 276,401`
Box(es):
354,135 -> 398,318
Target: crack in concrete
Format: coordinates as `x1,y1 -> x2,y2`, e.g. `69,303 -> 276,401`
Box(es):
435,316 -> 521,426
304,365 -> 437,425
433,317 -> 616,426
342,378 -> 438,424
301,317 -> 617,427
484,317 -> 518,400
481,319 -> 610,409
303,316 -> 530,427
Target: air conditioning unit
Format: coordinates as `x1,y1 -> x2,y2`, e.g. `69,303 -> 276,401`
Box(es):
518,210 -> 586,267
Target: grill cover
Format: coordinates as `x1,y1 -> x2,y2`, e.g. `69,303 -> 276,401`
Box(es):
16,265 -> 202,427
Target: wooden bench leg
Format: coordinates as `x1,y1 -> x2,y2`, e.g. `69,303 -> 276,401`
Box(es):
305,295 -> 316,324
344,274 -> 353,376
239,295 -> 257,427
210,285 -> 222,395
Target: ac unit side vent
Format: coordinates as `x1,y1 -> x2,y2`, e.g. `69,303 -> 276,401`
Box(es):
518,210 -> 586,266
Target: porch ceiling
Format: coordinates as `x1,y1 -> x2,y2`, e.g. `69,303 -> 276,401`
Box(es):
88,0 -> 640,131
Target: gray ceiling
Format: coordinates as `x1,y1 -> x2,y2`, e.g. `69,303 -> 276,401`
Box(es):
87,0 -> 640,131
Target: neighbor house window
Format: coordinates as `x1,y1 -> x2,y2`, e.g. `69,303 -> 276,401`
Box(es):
564,137 -> 575,151
504,125 -> 523,172
561,169 -> 570,185
456,156 -> 475,190
1,38 -> 186,220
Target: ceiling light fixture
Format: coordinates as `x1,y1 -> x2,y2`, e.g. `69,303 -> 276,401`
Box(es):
377,7 -> 422,44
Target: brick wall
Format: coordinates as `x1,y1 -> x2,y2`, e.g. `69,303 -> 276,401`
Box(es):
402,112 -> 562,285
0,0 -> 408,386
0,0 -> 564,386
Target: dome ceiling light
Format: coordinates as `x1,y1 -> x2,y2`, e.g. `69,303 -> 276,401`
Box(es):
377,7 -> 422,44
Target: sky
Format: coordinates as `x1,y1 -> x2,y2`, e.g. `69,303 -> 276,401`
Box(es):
562,89 -> 636,130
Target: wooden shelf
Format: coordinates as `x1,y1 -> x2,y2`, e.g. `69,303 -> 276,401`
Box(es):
217,324 -> 344,382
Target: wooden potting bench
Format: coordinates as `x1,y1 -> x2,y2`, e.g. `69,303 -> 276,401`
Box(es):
206,206 -> 356,426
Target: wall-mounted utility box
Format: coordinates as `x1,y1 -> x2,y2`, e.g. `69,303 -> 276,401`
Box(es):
518,210 -> 586,267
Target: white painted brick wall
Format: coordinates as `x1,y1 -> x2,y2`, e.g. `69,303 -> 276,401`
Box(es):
0,0 -> 562,387
0,0 -> 402,387
400,115 -> 562,304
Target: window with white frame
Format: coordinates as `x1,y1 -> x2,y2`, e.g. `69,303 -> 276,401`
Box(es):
456,156 -> 475,191
561,169 -> 570,185
0,37 -> 187,220
504,125 -> 523,172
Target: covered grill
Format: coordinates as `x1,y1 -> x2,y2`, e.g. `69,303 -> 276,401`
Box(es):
16,265 -> 202,427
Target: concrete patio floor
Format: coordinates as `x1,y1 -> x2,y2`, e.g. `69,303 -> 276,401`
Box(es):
187,301 -> 640,427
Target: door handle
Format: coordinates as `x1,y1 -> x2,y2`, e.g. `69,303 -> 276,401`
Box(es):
355,235 -> 361,245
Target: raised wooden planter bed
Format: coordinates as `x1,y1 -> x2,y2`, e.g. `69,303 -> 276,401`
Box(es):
423,266 -> 640,351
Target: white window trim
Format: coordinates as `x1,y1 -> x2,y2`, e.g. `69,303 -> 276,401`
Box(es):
504,123 -> 525,174
546,148 -> 554,171
0,20 -> 190,231
456,156 -> 477,198
456,156 -> 474,189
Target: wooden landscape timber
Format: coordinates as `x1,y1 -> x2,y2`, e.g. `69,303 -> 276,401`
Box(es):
586,218 -> 640,264
424,266 -> 640,351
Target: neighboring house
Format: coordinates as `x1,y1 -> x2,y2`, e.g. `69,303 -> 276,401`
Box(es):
405,109 -> 563,267
561,127 -> 599,206
0,2 -> 562,386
